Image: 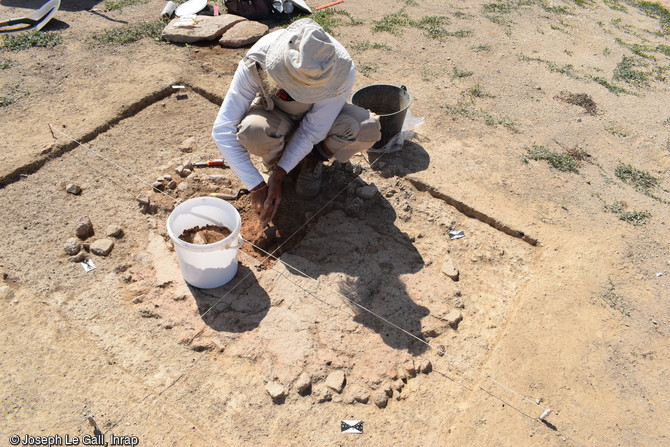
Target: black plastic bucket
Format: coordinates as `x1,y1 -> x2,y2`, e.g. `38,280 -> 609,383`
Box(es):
351,84 -> 412,149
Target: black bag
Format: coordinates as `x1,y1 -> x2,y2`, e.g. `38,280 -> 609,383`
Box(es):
224,0 -> 275,20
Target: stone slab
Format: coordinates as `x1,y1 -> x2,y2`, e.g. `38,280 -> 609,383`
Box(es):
162,14 -> 247,44
219,20 -> 269,48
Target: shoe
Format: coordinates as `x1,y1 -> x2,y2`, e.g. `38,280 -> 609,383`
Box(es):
295,154 -> 323,199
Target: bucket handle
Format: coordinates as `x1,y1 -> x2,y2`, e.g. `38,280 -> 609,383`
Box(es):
224,234 -> 243,250
401,85 -> 407,91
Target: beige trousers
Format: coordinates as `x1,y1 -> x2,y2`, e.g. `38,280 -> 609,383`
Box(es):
236,103 -> 381,169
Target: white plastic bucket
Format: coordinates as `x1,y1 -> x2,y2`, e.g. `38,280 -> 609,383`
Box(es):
167,197 -> 242,289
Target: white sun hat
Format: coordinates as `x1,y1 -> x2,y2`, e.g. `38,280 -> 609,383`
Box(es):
265,18 -> 353,103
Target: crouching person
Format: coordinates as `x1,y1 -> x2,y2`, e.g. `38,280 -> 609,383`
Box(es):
212,18 -> 381,227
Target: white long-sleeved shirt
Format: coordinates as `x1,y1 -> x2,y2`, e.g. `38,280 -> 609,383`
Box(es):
211,30 -> 356,189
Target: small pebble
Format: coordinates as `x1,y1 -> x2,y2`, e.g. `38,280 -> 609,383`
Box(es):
404,360 -> 416,378
75,216 -> 94,239
151,181 -> 164,190
68,252 -> 87,263
445,309 -> 463,328
418,359 -> 432,374
325,370 -> 346,393
106,224 -> 123,238
64,237 -> 81,255
294,372 -> 312,394
356,184 -> 378,200
373,390 -> 388,408
136,194 -> 150,205
179,137 -> 196,152
163,175 -> 173,181
167,180 -> 177,190
265,382 -> 285,402
66,184 -> 81,195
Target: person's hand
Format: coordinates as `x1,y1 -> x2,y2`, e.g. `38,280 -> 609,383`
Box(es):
250,167 -> 286,228
262,167 -> 286,227
250,182 -> 270,225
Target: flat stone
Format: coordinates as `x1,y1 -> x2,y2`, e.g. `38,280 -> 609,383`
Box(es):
373,390 -> 388,408
106,224 -> 123,238
178,137 -> 196,152
356,184 -> 378,200
136,194 -> 150,205
219,20 -> 269,48
75,216 -> 94,239
66,184 -> 81,195
64,237 -> 81,255
418,358 -> 432,374
445,309 -> 463,328
0,284 -> 15,300
90,238 -> 115,257
265,382 -> 285,402
163,14 -> 247,44
325,370 -> 346,393
294,372 -> 312,394
68,252 -> 87,263
441,254 -> 459,280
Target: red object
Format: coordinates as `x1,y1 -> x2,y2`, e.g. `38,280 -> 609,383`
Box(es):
315,0 -> 344,10
194,159 -> 226,167
213,5 -> 219,15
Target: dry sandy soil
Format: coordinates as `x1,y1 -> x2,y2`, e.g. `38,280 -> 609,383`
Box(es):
1,0 -> 670,446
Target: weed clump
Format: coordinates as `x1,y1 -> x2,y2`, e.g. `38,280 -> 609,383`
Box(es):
91,20 -> 166,45
102,0 -> 150,10
604,202 -> 651,225
1,31 -> 61,51
613,56 -> 649,86
523,144 -> 579,172
615,163 -> 659,190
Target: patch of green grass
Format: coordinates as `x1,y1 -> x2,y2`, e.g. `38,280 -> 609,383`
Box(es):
604,202 -> 651,226
91,20 -> 166,45
613,55 -> 649,85
633,1 -> 670,34
0,85 -> 28,107
308,8 -> 360,33
445,102 -> 519,132
372,11 -> 413,35
543,5 -> 572,14
603,47 -> 612,56
102,0 -> 150,10
603,278 -> 631,315
657,44 -> 670,56
464,84 -> 496,98
452,66 -> 474,78
522,144 -> 579,172
588,75 -> 632,94
615,37 -> 655,58
605,0 -> 628,10
1,31 -> 61,51
471,43 -> 492,52
517,54 -> 579,78
615,163 -> 659,190
405,0 -> 419,5
350,41 -> 391,53
0,59 -> 13,69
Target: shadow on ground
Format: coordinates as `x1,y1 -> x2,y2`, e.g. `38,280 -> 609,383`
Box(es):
189,264 -> 270,332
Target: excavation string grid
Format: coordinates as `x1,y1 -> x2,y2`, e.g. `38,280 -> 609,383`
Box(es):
49,124 -> 554,431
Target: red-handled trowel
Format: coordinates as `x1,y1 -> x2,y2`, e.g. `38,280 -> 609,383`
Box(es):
0,0 -> 61,33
